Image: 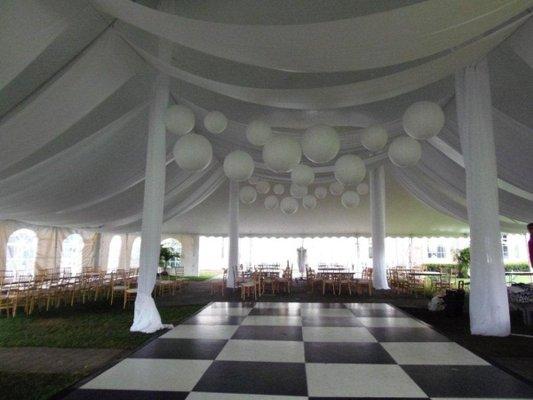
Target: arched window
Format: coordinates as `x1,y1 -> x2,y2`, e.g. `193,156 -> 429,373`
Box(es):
107,235 -> 122,272
130,237 -> 141,269
60,234 -> 84,275
161,238 -> 182,267
6,229 -> 38,277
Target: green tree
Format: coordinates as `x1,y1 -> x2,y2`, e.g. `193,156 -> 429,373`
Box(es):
453,247 -> 470,278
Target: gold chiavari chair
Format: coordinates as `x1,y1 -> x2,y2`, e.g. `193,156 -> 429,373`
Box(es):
337,273 -> 354,296
209,269 -> 227,296
356,268 -> 373,296
123,274 -> 137,309
276,268 -> 292,294
109,271 -> 127,305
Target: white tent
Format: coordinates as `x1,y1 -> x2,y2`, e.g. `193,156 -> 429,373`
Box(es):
1,0 -> 532,335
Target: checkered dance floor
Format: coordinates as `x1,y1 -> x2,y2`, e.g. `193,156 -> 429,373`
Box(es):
64,302 -> 533,399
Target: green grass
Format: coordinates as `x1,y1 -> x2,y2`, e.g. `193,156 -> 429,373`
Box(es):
184,272 -> 217,281
0,371 -> 82,400
0,301 -> 205,349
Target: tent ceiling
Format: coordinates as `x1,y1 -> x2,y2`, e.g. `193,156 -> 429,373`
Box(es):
0,0 -> 531,235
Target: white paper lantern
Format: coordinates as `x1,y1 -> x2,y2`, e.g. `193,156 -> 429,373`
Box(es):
341,191 -> 360,208
273,184 -> 285,195
173,133 -> 212,171
356,182 -> 369,196
291,164 -> 315,186
402,101 -> 445,140
239,186 -> 257,204
314,186 -> 328,199
290,183 -> 308,198
334,155 -> 366,186
280,197 -> 299,215
264,195 -> 279,210
329,181 -> 345,196
388,136 -> 422,167
256,181 -> 271,194
204,110 -> 227,134
302,125 -> 340,164
246,120 -> 273,146
223,150 -> 255,181
302,195 -> 317,210
262,136 -> 302,173
164,105 -> 195,135
361,125 -> 388,152
248,176 -> 259,185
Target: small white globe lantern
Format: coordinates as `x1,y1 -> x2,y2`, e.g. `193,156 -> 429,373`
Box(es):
360,125 -> 388,152
273,184 -> 285,195
290,183 -> 308,198
262,136 -> 302,173
239,186 -> 257,205
334,155 -> 366,186
302,125 -> 340,164
173,133 -> 212,171
280,197 -> 299,215
329,181 -> 345,196
402,101 -> 445,140
203,110 -> 227,134
291,164 -> 315,186
314,186 -> 328,199
164,105 -> 195,135
302,195 -> 318,210
356,182 -> 369,196
246,120 -> 273,146
264,195 -> 279,210
223,150 -> 255,181
388,136 -> 422,167
341,191 -> 360,208
248,176 -> 259,185
256,181 -> 271,194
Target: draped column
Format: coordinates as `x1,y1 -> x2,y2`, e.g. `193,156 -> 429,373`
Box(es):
130,0 -> 173,333
227,180 -> 239,289
455,58 -> 510,336
369,164 -> 389,289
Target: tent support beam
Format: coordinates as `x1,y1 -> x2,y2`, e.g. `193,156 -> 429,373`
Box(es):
370,164 -> 389,289
227,180 -> 239,289
455,57 -> 510,336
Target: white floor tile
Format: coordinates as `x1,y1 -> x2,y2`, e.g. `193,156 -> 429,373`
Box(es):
300,308 -> 353,317
241,316 -> 302,326
161,324 -> 239,340
358,317 -> 427,328
382,342 -> 490,365
344,303 -> 395,309
198,307 -> 252,316
82,358 -> 211,392
306,363 -> 427,398
254,302 -> 301,309
216,339 -> 305,363
302,327 -> 377,342
187,393 -> 307,400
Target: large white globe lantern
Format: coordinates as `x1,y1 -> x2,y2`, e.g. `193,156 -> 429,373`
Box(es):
361,125 -> 388,152
402,101 -> 445,140
264,195 -> 279,210
314,186 -> 328,199
223,150 -> 255,181
356,182 -> 369,196
203,110 -> 227,134
302,125 -> 340,164
262,136 -> 302,173
302,195 -> 317,210
341,191 -> 360,208
246,120 -> 273,146
291,164 -> 315,186
239,186 -> 257,205
173,133 -> 212,171
273,184 -> 285,195
329,181 -> 345,196
256,181 -> 271,194
280,197 -> 299,215
290,183 -> 308,198
164,105 -> 195,135
388,136 -> 422,167
334,155 -> 366,186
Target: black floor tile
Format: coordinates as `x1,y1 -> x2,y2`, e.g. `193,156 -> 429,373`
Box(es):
248,308 -> 300,316
310,398 -> 428,400
182,315 -> 246,325
193,361 -> 307,396
62,389 -> 189,399
367,327 -> 449,342
129,339 -> 227,360
232,325 -> 303,341
403,365 -> 533,398
348,308 -> 408,317
304,342 -> 395,364
302,316 -> 363,327
209,301 -> 254,308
